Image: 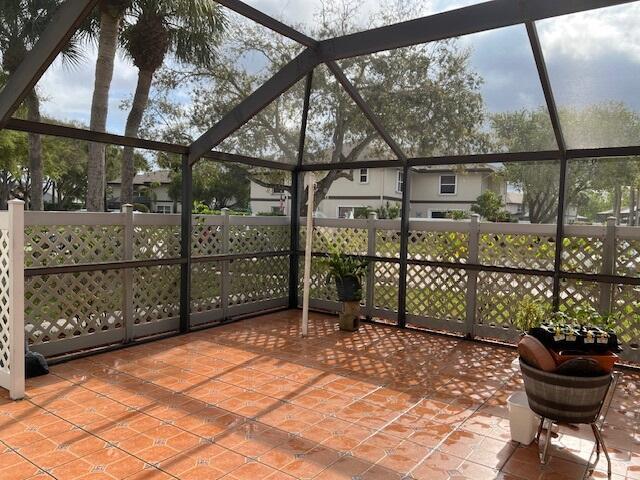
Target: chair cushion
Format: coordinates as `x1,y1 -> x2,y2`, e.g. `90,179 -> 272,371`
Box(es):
518,335 -> 557,372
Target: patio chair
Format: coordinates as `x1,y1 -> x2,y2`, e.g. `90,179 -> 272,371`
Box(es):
519,360 -> 620,477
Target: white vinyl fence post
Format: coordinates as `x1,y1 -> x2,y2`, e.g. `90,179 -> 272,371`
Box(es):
599,216 -> 617,315
8,200 -> 25,400
221,208 -> 230,320
465,214 -> 480,338
122,204 -> 134,342
301,173 -> 316,337
366,211 -> 377,319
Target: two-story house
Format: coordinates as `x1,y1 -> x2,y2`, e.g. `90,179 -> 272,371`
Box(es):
250,165 -> 512,218
107,170 -> 178,213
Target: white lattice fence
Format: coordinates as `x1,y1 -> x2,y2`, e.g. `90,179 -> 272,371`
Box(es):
0,202 -> 25,399
479,224 -> 556,270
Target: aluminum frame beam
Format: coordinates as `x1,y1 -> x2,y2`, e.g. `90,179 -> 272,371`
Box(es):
213,0 -> 318,47
317,0 -> 635,61
189,48 -> 321,164
326,61 -> 406,161
526,21 -> 569,311
0,0 -> 98,128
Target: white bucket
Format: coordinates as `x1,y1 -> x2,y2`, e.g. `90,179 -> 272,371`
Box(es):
507,391 -> 539,445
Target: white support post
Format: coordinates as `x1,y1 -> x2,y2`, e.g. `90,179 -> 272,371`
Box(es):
8,200 -> 25,400
599,217 -> 616,315
122,204 -> 134,342
301,173 -> 316,337
365,211 -> 377,318
221,208 -> 230,320
465,214 -> 480,338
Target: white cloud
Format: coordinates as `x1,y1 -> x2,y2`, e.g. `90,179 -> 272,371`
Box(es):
537,3 -> 640,63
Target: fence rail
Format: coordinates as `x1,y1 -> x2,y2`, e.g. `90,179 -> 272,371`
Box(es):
300,215 -> 640,363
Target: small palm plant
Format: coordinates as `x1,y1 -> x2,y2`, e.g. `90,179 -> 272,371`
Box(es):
322,251 -> 368,302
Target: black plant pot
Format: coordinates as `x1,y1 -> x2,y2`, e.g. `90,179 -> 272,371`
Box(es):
335,275 -> 362,302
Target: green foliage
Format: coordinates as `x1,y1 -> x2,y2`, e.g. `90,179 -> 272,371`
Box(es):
192,201 -> 249,216
552,305 -> 621,332
471,191 -> 510,222
512,297 -> 551,332
446,210 -> 470,220
376,202 -> 401,220
320,250 -> 368,282
132,202 -> 150,213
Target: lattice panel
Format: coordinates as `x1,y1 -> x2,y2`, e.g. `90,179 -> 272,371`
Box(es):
373,262 -> 399,312
612,284 -> 640,348
477,272 -> 553,327
25,271 -> 124,345
300,226 -> 367,254
191,263 -> 222,313
479,233 -> 555,270
298,257 -> 339,302
375,230 -> 401,258
25,225 -> 123,267
0,230 -> 10,372
133,265 -> 180,324
408,230 -> 468,263
230,225 -> 289,254
229,256 -> 289,305
616,238 -> 640,277
561,236 -> 603,274
558,278 -> 600,315
192,224 -> 222,257
406,265 -> 467,322
134,226 -> 181,260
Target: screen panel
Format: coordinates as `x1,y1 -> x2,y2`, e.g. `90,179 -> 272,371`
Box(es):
537,3 -> 640,149
336,24 -> 557,158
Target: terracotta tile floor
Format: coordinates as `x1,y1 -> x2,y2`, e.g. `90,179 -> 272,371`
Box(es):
1,310 -> 639,480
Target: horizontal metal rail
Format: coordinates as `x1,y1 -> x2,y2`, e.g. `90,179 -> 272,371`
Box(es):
303,251 -> 640,286
25,250 -> 294,277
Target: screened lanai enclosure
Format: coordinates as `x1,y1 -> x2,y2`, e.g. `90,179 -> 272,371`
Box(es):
1,0 -> 640,377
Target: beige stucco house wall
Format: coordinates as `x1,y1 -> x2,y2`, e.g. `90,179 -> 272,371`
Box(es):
250,166 -> 512,218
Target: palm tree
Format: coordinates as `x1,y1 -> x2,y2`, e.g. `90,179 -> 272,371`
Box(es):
118,0 -> 225,205
0,0 -> 83,210
86,0 -> 130,212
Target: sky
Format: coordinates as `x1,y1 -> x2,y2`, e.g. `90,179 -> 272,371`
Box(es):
32,0 -> 640,141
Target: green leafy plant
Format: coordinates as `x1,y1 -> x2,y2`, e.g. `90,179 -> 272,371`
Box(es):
557,305 -> 621,332
512,296 -> 551,333
321,251 -> 368,283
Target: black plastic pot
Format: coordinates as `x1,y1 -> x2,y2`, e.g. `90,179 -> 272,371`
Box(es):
335,275 -> 362,302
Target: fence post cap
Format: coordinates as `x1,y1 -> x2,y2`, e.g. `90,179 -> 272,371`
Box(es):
121,204 -> 134,212
606,216 -> 617,225
470,213 -> 480,221
221,208 -> 230,216
368,211 -> 378,220
7,199 -> 25,206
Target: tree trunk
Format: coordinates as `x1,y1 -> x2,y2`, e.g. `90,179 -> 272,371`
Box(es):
0,171 -> 9,210
24,91 -> 43,211
613,185 -> 622,224
120,69 -> 154,204
87,10 -> 122,212
629,187 -> 636,226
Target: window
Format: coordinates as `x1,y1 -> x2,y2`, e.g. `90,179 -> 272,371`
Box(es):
270,206 -> 284,215
155,205 -> 172,214
396,170 -> 403,193
271,186 -> 285,195
440,175 -> 457,195
338,206 -> 355,219
359,168 -> 369,184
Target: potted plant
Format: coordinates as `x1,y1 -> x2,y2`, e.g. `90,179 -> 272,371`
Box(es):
322,251 -> 368,331
512,296 -> 550,335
